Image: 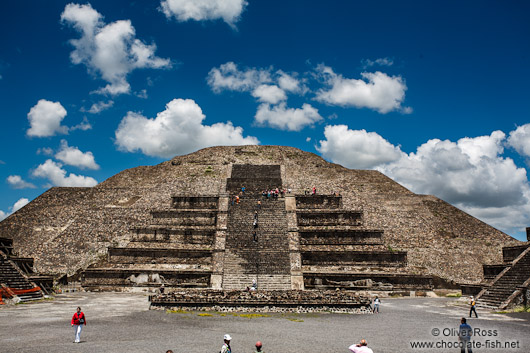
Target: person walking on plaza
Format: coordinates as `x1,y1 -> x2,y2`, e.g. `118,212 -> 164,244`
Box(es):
221,334 -> 232,353
254,340 -> 264,352
373,296 -> 381,313
469,296 -> 478,318
459,317 -> 473,353
71,306 -> 86,343
349,339 -> 374,353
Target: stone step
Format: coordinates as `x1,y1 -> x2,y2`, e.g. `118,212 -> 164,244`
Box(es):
108,247 -> 212,265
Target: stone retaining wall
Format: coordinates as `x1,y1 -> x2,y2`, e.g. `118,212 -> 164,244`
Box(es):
150,289 -> 371,313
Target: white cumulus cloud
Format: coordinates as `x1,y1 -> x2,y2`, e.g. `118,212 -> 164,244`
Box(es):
277,70 -> 305,94
251,84 -> 287,104
160,0 -> 248,27
0,198 -> 30,221
55,140 -> 100,170
317,125 -> 402,169
33,159 -> 98,187
83,100 -> 114,114
317,126 -> 530,234
70,117 -> 92,131
12,198 -> 29,213
61,3 -> 171,96
115,98 -> 258,158
255,103 -> 322,131
27,99 -> 69,137
207,62 -> 272,93
507,123 -> 530,158
315,65 -> 410,114
7,175 -> 36,189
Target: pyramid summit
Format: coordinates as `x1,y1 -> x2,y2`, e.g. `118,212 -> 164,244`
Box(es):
0,145 -> 520,293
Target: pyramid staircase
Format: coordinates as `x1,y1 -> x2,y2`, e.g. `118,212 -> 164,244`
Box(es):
476,242 -> 530,310
0,237 -> 47,304
223,165 -> 291,290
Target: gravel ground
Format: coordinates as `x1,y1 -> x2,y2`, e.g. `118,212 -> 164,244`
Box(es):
0,292 -> 529,353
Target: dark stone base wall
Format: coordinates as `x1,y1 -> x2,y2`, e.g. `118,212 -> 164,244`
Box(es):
503,245 -> 530,263
108,248 -> 212,265
301,251 -> 407,266
150,289 -> 371,313
82,269 -> 211,288
303,272 -> 433,290
483,264 -> 506,281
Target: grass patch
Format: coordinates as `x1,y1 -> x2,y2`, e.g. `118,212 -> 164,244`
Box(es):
197,313 -> 214,317
494,305 -> 530,314
446,293 -> 462,298
237,313 -> 270,319
166,309 -> 190,314
513,306 -> 530,313
287,318 -> 304,322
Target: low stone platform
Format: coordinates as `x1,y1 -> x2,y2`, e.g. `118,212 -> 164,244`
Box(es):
150,289 -> 371,313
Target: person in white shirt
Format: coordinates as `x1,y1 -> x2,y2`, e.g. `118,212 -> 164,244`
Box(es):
349,339 -> 374,353
373,296 -> 381,313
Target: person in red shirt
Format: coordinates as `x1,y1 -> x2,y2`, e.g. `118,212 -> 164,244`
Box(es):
71,307 -> 86,343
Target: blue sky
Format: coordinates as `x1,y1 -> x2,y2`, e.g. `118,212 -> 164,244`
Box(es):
1,1 -> 530,241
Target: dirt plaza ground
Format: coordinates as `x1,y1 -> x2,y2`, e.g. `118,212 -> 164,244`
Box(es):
0,292 -> 529,353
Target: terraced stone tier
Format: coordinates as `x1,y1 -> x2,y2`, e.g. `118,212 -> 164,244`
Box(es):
226,164 -> 282,195
129,227 -> 215,246
303,272 -> 433,290
301,250 -> 407,266
296,211 -> 362,227
81,268 -> 211,289
483,264 -> 506,281
503,244 -> 530,263
299,229 -> 383,245
171,196 -> 219,210
108,248 -> 212,265
150,210 -> 217,226
226,178 -> 283,195
150,289 -> 371,311
295,195 -> 342,209
232,164 -> 282,179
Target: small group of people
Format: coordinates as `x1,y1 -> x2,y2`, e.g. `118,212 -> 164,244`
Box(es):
303,186 -> 317,196
219,334 -> 264,353
230,195 -> 241,206
261,188 -> 284,199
